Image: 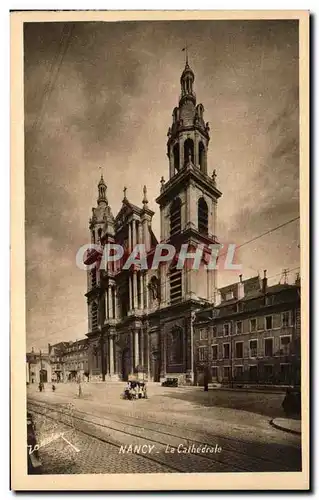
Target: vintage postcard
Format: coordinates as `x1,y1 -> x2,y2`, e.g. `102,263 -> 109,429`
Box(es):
11,10 -> 309,491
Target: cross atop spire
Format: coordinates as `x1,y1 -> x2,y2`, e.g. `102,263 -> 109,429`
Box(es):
182,42 -> 191,67
123,186 -> 127,201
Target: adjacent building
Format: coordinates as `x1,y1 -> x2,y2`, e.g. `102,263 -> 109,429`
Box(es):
62,339 -> 89,381
27,339 -> 90,384
194,272 -> 301,386
26,349 -> 52,384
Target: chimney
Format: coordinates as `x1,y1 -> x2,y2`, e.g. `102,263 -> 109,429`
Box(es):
262,269 -> 267,294
237,274 -> 245,299
295,272 -> 301,286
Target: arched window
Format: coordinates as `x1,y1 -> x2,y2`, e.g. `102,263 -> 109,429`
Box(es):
198,197 -> 208,235
169,327 -> 183,364
184,138 -> 194,165
173,143 -> 180,173
170,198 -> 182,237
199,142 -> 205,172
169,260 -> 182,304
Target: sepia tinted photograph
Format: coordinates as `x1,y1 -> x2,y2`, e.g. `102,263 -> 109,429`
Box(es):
11,10 -> 309,491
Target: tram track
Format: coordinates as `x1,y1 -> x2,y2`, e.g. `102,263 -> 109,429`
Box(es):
28,398 -> 300,472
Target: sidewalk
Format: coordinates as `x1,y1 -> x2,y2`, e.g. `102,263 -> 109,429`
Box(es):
270,418 -> 301,435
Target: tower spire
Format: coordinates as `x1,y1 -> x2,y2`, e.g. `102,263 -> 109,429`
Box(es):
182,42 -> 191,67
97,173 -> 107,205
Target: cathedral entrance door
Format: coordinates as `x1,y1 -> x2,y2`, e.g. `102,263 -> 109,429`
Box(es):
151,351 -> 160,382
122,348 -> 130,381
40,369 -> 47,383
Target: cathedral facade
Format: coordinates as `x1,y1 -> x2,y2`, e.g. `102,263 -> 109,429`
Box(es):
85,60 -> 222,384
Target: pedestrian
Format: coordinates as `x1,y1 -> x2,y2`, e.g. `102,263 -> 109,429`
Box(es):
52,384 -> 56,392
203,369 -> 209,392
38,382 -> 42,392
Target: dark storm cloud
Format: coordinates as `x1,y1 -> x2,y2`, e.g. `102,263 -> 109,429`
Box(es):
24,20 -> 300,349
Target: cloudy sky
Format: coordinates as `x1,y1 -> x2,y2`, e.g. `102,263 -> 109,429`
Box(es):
24,19 -> 300,350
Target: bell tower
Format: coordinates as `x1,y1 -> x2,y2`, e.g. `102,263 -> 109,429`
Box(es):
155,58 -> 222,384
157,58 -> 222,306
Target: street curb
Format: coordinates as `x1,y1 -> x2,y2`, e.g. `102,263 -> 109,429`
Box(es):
211,388 -> 286,395
270,418 -> 301,435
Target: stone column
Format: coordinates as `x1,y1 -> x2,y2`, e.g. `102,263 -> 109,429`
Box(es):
128,275 -> 132,311
160,208 -> 165,242
138,221 -> 143,245
140,273 -> 144,311
114,286 -> 118,319
142,217 -> 150,252
145,273 -> 149,310
130,331 -> 134,373
133,271 -> 138,311
128,222 -> 132,252
194,131 -> 199,167
140,329 -> 144,367
207,268 -> 212,302
132,218 -> 137,249
109,336 -> 114,376
107,286 -> 112,319
134,330 -> 139,368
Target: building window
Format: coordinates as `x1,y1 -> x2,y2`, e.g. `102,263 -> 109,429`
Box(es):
170,198 -> 182,237
225,291 -> 234,301
282,311 -> 291,328
235,341 -> 243,359
212,326 -> 217,338
211,366 -> 218,379
265,338 -> 273,357
264,364 -> 273,380
250,318 -> 257,332
169,261 -> 182,304
265,315 -> 273,330
249,340 -> 257,358
223,343 -> 230,359
223,366 -> 231,380
173,143 -> 180,173
236,321 -> 242,335
198,346 -> 208,362
211,345 -> 218,360
200,329 -> 208,340
234,366 -> 244,379
280,335 -> 291,354
198,197 -> 208,235
223,323 -> 230,337
249,365 -> 258,381
280,363 -> 291,384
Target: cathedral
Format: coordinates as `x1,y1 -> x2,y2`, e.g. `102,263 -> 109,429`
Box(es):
85,58 -> 222,384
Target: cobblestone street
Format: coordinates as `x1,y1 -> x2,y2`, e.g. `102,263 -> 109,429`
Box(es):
27,382 -> 302,474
